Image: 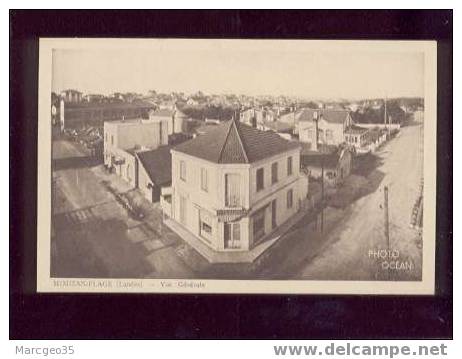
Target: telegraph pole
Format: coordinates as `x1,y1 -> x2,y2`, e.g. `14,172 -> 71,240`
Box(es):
384,185 -> 390,253
384,185 -> 390,279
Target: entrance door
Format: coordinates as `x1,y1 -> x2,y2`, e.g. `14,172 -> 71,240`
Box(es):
271,199 -> 277,229
224,222 -> 241,249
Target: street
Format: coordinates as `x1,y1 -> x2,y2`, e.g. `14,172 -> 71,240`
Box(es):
51,138 -> 197,279
294,122 -> 424,280
51,121 -> 424,281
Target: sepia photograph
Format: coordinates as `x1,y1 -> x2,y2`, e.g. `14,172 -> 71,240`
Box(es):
36,38 -> 437,294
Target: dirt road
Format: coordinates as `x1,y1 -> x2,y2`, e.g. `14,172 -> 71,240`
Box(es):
296,123 -> 424,280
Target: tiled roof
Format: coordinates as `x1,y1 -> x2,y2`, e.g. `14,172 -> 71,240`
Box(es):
173,119 -> 300,164
136,146 -> 173,186
301,152 -> 340,169
298,108 -> 350,124
344,124 -> 369,135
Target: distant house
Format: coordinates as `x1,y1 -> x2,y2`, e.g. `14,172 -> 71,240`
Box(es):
60,89 -> 82,103
83,94 -> 105,103
148,108 -> 189,135
186,98 -> 199,106
164,119 -> 308,257
301,147 -> 352,187
240,108 -> 276,128
344,125 -> 373,153
298,109 -> 354,146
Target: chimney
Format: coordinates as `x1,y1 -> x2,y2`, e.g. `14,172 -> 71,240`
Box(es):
312,110 -> 318,152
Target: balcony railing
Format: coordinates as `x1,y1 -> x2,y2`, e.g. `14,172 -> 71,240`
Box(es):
215,208 -> 248,222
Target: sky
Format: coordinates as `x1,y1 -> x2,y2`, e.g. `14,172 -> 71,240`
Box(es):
52,39 -> 425,100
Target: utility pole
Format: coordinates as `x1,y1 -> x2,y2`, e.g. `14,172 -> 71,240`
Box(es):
384,185 -> 390,279
384,185 -> 390,253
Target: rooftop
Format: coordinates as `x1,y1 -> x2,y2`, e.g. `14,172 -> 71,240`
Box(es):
301,144 -> 345,169
298,108 -> 351,124
136,146 -> 173,186
301,151 -> 340,169
173,119 -> 300,164
344,124 -> 369,135
64,100 -> 155,110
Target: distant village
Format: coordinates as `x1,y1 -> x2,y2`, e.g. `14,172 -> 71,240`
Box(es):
51,88 -> 424,265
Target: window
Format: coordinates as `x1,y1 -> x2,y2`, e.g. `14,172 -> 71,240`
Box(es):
201,221 -> 212,234
287,189 -> 293,209
224,222 -> 241,249
253,209 -> 265,241
271,162 -> 278,184
287,156 -> 293,176
111,135 -> 114,145
199,210 -> 213,243
201,168 -> 208,192
256,168 -> 264,191
225,173 -> 241,207
159,121 -> 163,144
180,160 -> 186,181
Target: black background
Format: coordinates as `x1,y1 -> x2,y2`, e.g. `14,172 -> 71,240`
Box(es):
10,10 -> 452,339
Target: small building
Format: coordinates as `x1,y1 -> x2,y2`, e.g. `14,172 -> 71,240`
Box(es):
298,109 -> 354,146
103,118 -> 169,174
83,93 -> 105,103
344,124 -> 371,152
165,119 -> 308,257
136,146 -> 173,202
301,147 -> 353,187
60,89 -> 83,103
148,108 -> 189,135
240,108 -> 276,127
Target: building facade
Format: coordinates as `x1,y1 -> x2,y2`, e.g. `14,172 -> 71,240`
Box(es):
60,89 -> 83,103
166,120 -> 308,253
148,108 -> 189,135
301,148 -> 352,187
298,109 -> 354,147
103,118 -> 168,173
59,101 -> 155,130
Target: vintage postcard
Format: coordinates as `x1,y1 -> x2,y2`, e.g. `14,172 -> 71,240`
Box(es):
37,39 -> 437,294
